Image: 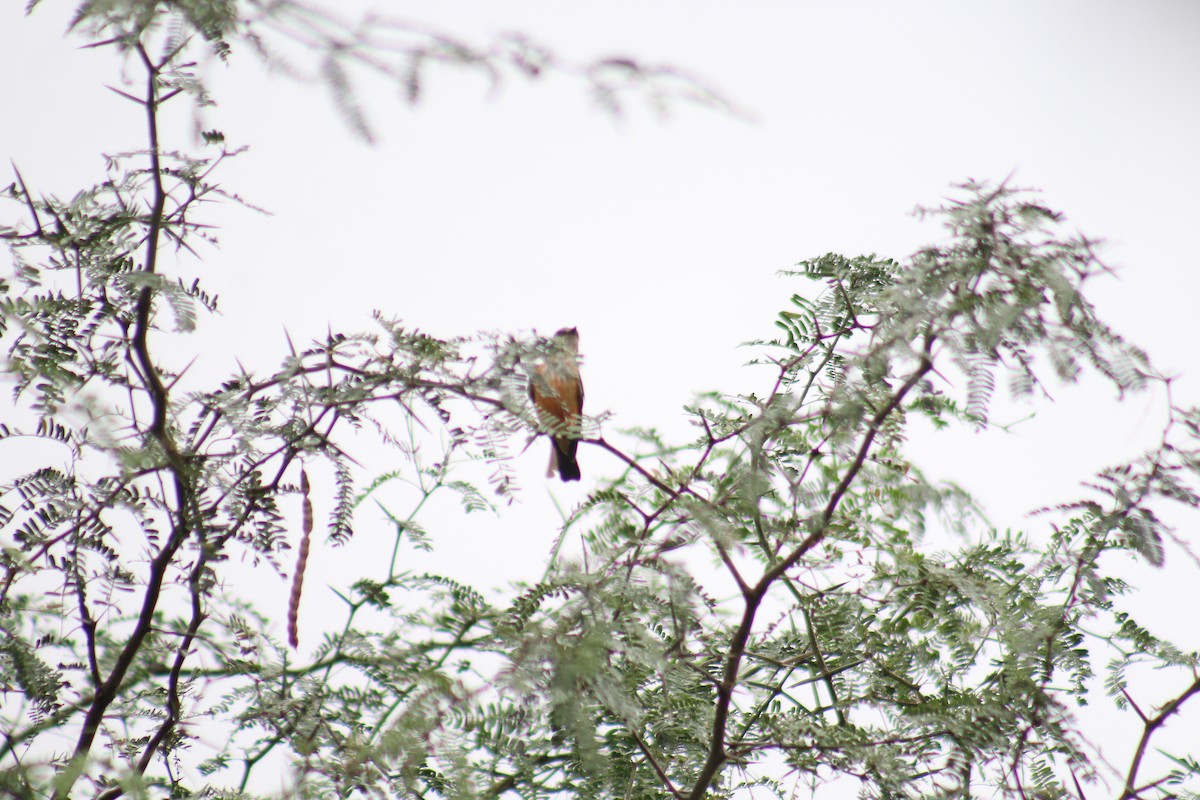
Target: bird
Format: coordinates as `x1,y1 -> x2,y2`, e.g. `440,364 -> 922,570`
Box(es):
529,327 -> 584,481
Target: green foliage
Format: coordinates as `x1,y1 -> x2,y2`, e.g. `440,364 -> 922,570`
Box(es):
3,3 -> 1200,800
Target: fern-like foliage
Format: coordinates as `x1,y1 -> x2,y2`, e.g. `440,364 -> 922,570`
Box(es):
4,4 -> 1200,799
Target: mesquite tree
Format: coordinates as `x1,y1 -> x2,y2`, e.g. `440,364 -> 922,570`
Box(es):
3,3 -> 1200,799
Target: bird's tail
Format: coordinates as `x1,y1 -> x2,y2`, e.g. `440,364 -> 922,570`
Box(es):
552,438 -> 581,482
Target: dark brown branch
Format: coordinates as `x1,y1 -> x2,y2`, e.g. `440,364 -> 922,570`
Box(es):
685,336 -> 935,800
1119,675 -> 1200,800
6,162 -> 44,239
592,435 -> 688,500
764,336 -> 935,587
95,545 -> 212,800
52,43 -> 197,800
69,533 -> 102,689
630,729 -> 684,799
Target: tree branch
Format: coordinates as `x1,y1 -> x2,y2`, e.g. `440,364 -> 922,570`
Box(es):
1119,675 -> 1200,800
685,335 -> 935,799
52,42 -> 198,800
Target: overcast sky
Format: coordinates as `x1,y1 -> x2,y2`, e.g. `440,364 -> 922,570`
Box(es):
3,2 -> 1200,785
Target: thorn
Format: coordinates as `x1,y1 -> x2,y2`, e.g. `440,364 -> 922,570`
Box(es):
106,85 -> 146,105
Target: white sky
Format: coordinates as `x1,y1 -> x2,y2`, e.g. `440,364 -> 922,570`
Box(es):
3,0 -> 1200,791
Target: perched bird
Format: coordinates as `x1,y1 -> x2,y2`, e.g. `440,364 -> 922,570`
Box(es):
529,327 -> 584,481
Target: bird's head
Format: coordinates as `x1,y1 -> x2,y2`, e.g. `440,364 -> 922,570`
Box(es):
553,327 -> 580,352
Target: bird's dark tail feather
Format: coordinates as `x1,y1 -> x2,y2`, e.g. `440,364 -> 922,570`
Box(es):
553,439 -> 581,482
